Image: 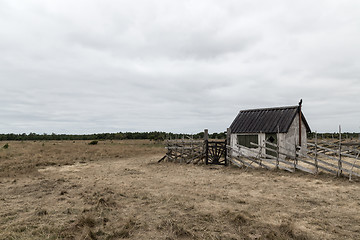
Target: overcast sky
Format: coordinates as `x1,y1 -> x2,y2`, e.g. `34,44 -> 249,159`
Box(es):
1,0 -> 360,134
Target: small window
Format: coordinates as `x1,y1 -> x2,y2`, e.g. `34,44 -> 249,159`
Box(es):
237,134 -> 258,148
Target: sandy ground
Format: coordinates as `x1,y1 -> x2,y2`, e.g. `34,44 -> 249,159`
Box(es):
1,142 -> 360,239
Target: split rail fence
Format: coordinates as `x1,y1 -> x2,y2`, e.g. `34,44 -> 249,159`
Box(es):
228,134 -> 360,180
161,138 -> 205,164
159,129 -> 227,165
160,129 -> 360,180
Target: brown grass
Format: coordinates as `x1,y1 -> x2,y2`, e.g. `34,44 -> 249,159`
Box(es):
0,140 -> 164,177
0,140 -> 360,239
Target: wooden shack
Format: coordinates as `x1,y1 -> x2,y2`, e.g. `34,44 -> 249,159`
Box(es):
229,101 -> 311,158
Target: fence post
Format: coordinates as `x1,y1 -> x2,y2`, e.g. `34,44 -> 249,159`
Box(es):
191,134 -> 194,162
180,135 -> 184,163
226,128 -> 231,166
315,131 -> 318,174
338,125 -> 343,177
204,129 -> 209,165
276,140 -> 279,169
166,138 -> 169,162
175,135 -> 178,162
294,134 -> 297,171
169,135 -> 173,162
276,126 -> 279,169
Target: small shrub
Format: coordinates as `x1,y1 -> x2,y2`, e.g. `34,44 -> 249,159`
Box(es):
3,143 -> 9,149
88,141 -> 98,145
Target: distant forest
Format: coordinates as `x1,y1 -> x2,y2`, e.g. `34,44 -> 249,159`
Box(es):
0,131 -> 227,141
0,131 -> 359,141
308,132 -> 360,140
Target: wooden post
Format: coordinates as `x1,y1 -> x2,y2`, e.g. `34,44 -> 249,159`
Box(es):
315,132 -> 318,174
181,135 -> 184,163
168,134 -> 171,161
204,129 -> 209,165
226,128 -> 231,166
276,126 -> 279,169
298,99 -> 302,146
191,135 -> 194,162
294,134 -> 297,171
259,143 -> 263,167
338,125 -> 343,177
166,139 -> 169,162
204,129 -> 209,141
276,141 -> 279,169
175,135 -> 178,162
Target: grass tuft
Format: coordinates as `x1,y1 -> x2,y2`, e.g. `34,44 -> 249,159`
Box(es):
157,219 -> 194,238
35,209 -> 48,216
107,219 -> 137,239
232,213 -> 248,225
76,215 -> 97,228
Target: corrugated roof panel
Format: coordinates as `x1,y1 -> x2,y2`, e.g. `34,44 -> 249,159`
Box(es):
230,105 -> 311,134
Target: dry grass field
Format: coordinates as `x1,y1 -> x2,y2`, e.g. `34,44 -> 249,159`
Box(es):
1,140 -> 360,239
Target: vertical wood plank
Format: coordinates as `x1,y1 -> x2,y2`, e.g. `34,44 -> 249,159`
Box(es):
226,128 -> 231,166
204,129 -> 209,141
338,125 -> 343,177
181,136 -> 184,163
276,126 -> 279,169
315,132 -> 318,174
166,138 -> 169,162
191,135 -> 194,162
175,135 -> 178,162
294,134 -> 297,171
204,129 -> 209,165
298,100 -> 302,146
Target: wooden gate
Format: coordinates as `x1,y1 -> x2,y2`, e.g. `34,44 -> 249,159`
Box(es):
205,140 -> 227,165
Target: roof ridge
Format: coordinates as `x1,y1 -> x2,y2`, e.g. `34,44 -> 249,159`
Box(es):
240,105 -> 298,112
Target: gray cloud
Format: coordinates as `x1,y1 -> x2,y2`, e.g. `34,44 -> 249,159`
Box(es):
1,0 -> 360,134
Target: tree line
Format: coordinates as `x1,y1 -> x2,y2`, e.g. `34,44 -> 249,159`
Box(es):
0,131 -> 227,141
307,132 -> 360,140
1,131 -> 359,141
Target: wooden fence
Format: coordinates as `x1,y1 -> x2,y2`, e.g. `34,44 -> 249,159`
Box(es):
160,138 -> 206,164
160,129 -> 228,165
228,136 -> 360,180
159,129 -> 360,180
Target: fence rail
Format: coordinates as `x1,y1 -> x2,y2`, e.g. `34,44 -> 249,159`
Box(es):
228,137 -> 360,180
159,129 -> 360,181
162,138 -> 205,164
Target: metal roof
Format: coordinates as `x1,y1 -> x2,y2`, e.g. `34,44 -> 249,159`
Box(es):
229,105 -> 311,134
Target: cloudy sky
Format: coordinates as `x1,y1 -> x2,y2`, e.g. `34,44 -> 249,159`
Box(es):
1,0 -> 360,134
